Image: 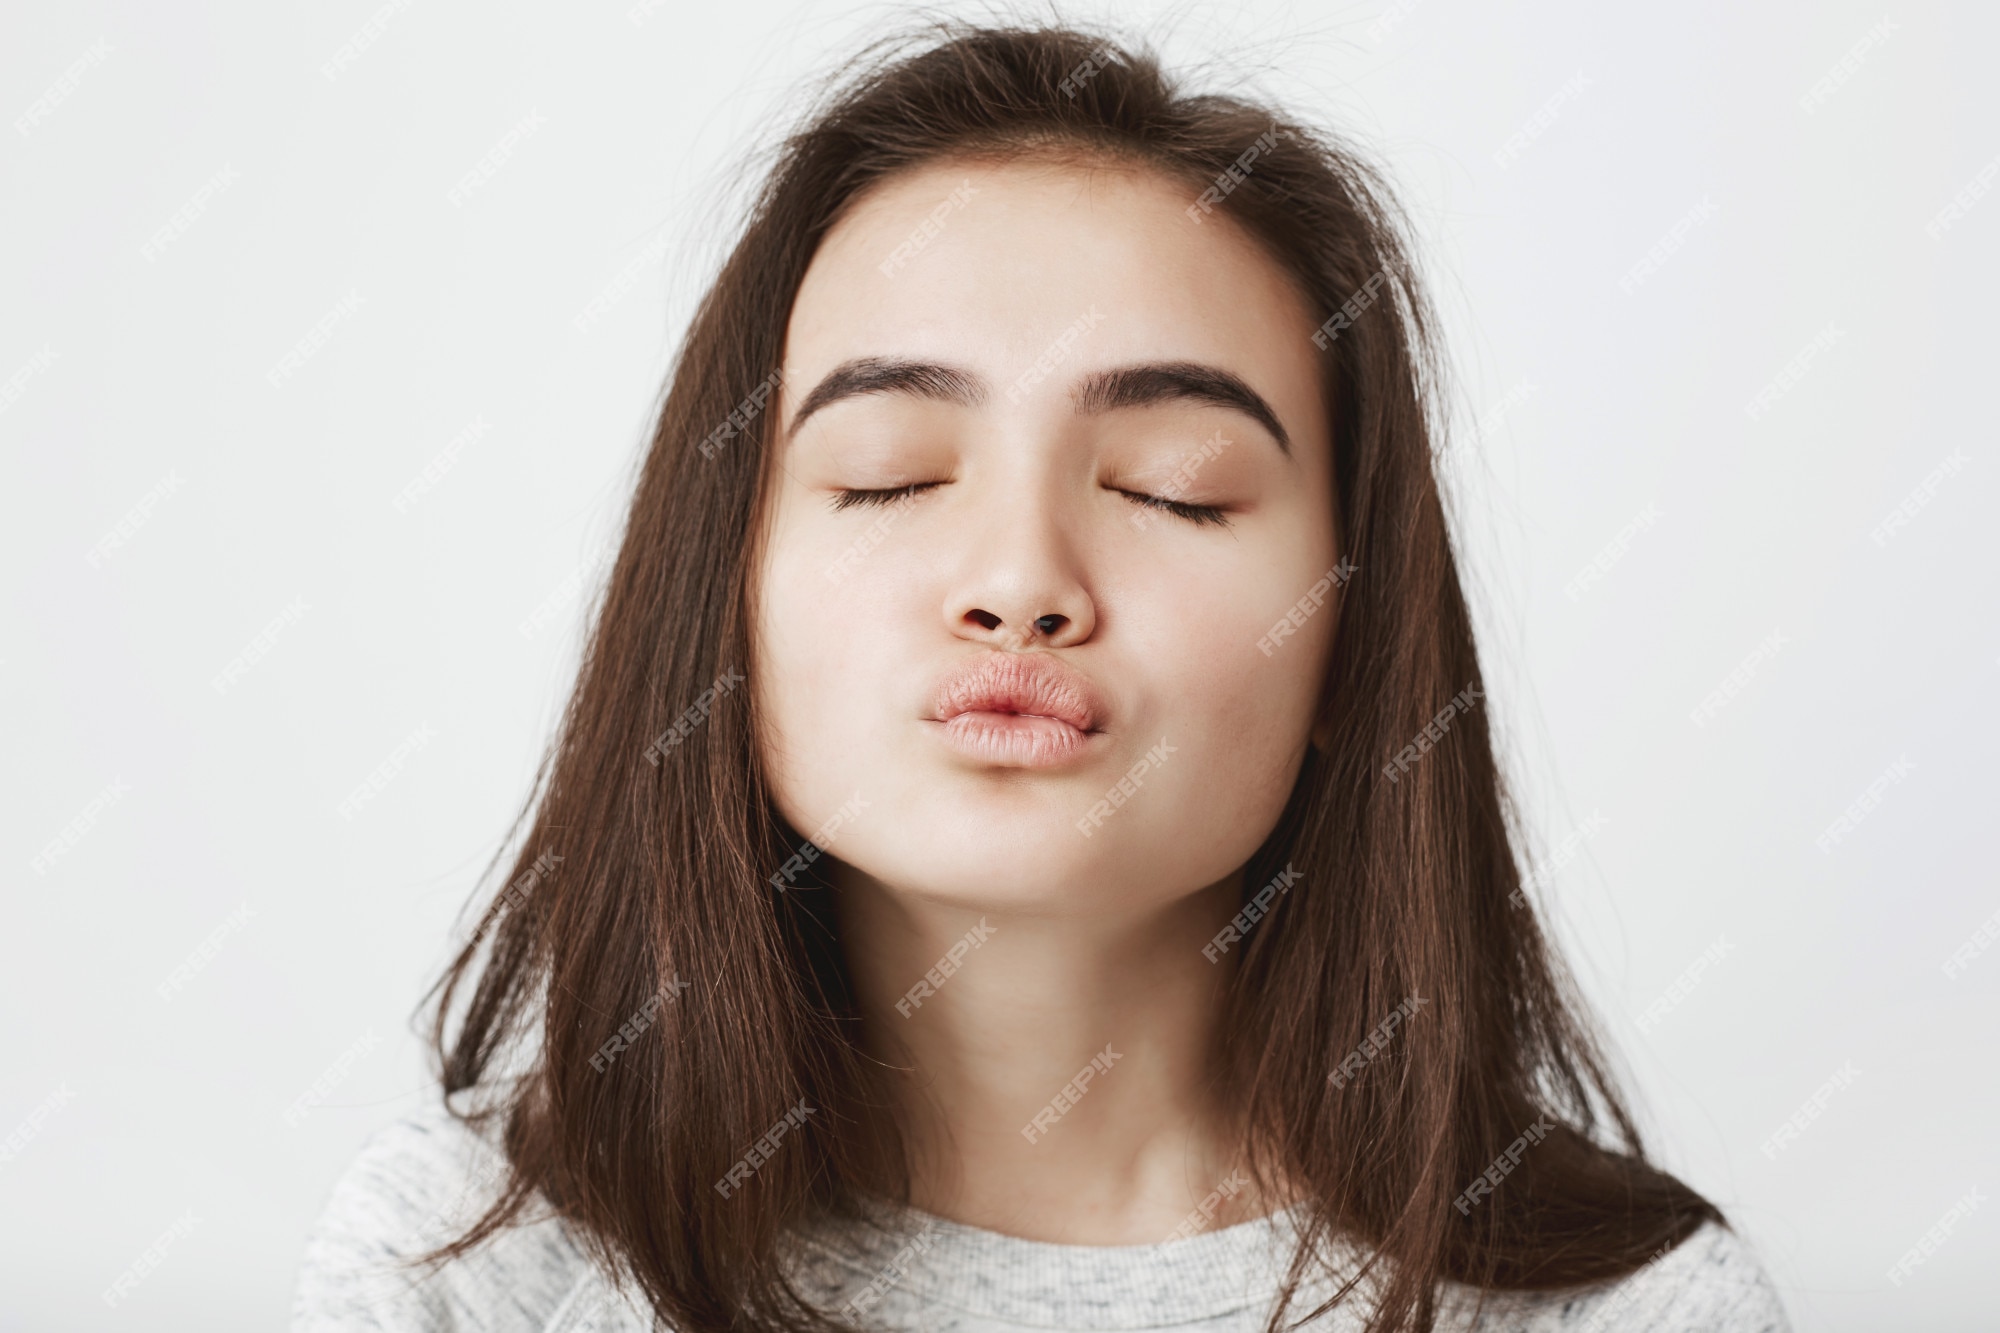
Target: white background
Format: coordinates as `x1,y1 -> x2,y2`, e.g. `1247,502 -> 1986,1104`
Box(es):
3,0 -> 1994,1328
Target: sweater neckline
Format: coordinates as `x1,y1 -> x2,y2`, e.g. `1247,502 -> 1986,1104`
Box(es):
794,1196 -> 1334,1328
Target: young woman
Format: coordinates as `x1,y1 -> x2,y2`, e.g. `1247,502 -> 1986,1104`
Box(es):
291,22 -> 1791,1333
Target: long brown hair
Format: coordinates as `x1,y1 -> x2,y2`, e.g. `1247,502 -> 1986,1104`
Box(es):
417,19 -> 1724,1332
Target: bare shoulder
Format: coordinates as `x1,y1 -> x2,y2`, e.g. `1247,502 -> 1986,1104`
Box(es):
1451,1219 -> 1793,1333
288,1100 -> 594,1332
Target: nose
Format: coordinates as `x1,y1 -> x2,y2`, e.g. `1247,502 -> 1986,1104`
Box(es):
960,607 -> 1077,647
942,498 -> 1097,651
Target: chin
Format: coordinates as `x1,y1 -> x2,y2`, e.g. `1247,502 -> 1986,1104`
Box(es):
835,810 -> 1229,916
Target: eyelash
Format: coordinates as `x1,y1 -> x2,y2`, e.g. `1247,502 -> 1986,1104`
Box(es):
1116,489 -> 1231,528
830,481 -> 1229,528
829,481 -> 941,511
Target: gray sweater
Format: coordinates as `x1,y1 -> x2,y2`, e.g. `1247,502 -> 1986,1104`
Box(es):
290,1102 -> 1793,1332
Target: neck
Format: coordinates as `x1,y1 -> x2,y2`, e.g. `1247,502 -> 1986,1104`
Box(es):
832,863 -> 1284,1244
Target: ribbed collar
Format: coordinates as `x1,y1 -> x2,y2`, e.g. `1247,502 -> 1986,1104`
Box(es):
792,1197 -> 1339,1328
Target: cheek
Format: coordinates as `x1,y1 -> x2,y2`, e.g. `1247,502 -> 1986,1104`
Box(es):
752,508 -> 920,813
1116,533 -> 1330,732
1127,571 -> 1324,815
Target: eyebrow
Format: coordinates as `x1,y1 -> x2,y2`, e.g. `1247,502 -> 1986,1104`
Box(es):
785,356 -> 1291,455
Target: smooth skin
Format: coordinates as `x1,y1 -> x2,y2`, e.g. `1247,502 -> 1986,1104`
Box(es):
751,154 -> 1343,1243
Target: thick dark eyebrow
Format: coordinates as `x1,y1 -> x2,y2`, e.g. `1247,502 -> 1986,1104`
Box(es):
786,357 -> 986,442
785,356 -> 1290,455
1072,361 -> 1290,455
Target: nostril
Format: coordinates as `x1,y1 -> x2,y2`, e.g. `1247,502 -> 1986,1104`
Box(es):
966,609 -> 1001,630
1033,614 -> 1066,635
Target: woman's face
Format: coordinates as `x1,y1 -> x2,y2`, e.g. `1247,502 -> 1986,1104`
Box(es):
752,156 -> 1340,915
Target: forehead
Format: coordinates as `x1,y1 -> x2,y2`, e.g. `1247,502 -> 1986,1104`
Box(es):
783,156 -> 1325,408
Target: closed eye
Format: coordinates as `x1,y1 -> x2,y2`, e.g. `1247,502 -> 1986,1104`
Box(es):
829,481 -> 944,511
1116,488 -> 1232,528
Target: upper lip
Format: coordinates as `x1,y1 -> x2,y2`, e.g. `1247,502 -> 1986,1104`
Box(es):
930,653 -> 1107,733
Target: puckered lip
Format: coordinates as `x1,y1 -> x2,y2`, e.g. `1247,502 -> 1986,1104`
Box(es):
928,652 -> 1107,734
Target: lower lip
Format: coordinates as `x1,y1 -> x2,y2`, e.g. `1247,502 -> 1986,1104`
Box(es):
933,711 -> 1095,768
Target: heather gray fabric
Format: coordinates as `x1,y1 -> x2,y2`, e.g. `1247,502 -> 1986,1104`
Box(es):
291,1102 -> 1793,1332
